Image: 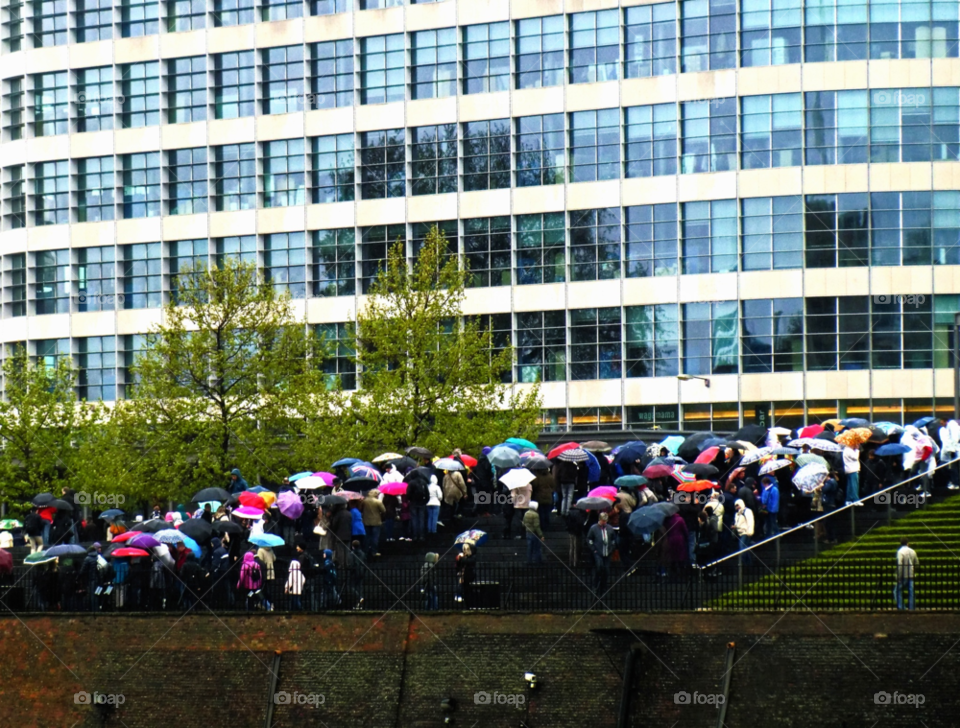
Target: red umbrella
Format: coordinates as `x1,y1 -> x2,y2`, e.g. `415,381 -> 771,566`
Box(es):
695,447 -> 720,464
38,507 -> 55,523
456,454 -> 478,468
239,492 -> 267,510
0,548 -> 12,575
547,442 -> 581,460
799,424 -> 824,439
108,547 -> 151,558
677,480 -> 717,492
111,531 -> 138,543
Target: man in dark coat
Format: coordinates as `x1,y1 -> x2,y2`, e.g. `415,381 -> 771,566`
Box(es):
78,545 -> 102,612
530,470 -> 556,529
586,512 -> 619,594
180,553 -> 206,609
330,505 -> 353,567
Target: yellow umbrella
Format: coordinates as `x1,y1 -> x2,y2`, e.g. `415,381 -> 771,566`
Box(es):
372,452 -> 404,463
821,419 -> 846,431
260,491 -> 277,508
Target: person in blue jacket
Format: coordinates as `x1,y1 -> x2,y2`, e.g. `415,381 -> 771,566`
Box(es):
760,476 -> 780,539
228,468 -> 249,494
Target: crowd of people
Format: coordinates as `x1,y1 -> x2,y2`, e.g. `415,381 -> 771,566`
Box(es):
0,417 -> 953,611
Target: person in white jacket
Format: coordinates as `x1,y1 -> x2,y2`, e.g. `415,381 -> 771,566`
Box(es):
426,478 -> 443,534
733,499 -> 755,565
939,418 -> 960,490
284,559 -> 304,611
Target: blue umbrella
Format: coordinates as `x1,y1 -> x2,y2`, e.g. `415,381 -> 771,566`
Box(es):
841,417 -> 870,428
99,509 -> 125,520
584,450 -> 601,484
180,533 -> 202,558
495,441 -> 525,453
699,437 -> 727,451
45,544 -> 87,557
875,443 -> 911,456
627,503 -> 679,536
488,446 -> 520,469
506,437 -> 539,451
659,436 -> 685,455
248,485 -> 270,494
289,472 -> 313,481
874,421 -> 904,435
248,533 -> 284,548
913,416 -> 937,428
332,457 -> 362,468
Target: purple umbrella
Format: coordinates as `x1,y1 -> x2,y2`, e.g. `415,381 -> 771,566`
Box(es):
312,472 -> 336,485
277,490 -> 304,519
128,534 -> 161,550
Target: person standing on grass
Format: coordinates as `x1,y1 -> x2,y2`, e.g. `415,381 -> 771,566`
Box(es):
522,501 -> 544,565
895,537 -> 919,611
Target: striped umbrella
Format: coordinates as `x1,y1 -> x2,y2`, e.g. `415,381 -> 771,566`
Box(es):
671,464 -> 697,483
796,453 -> 828,468
556,447 -> 589,463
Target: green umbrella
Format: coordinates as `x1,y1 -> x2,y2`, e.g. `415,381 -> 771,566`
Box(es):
796,453 -> 828,468
0,519 -> 22,530
25,551 -> 56,565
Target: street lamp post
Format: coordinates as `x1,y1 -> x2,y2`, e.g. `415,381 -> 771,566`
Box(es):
677,373 -> 711,388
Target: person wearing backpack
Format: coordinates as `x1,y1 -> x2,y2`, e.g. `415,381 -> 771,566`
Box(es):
237,551 -> 263,610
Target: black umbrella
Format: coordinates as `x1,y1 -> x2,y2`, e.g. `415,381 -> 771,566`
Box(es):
682,463 -> 720,478
614,446 -> 645,468
733,424 -> 767,446
343,477 -> 377,492
212,520 -> 244,535
179,519 -> 213,542
574,497 -> 612,511
677,432 -> 716,463
32,493 -> 54,507
48,499 -> 74,511
317,494 -> 347,507
815,430 -> 836,442
406,446 -> 433,460
524,456 -> 552,472
192,487 -> 231,502
404,466 -> 433,489
385,455 -> 417,472
131,518 -> 168,533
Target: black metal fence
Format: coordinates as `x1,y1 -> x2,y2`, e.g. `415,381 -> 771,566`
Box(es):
1,557 -> 956,613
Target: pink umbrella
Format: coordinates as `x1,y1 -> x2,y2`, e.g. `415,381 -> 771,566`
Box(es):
695,447 -> 720,464
128,534 -> 161,549
312,472 -> 336,485
277,491 -> 304,519
111,531 -> 138,543
587,486 -> 617,501
379,482 -> 407,496
233,505 -> 264,519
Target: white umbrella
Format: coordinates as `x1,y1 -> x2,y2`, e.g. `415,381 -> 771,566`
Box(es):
499,468 -> 536,491
294,475 -> 328,490
155,529 -> 185,545
434,457 -> 464,471
769,427 -> 792,436
793,463 -> 829,493
808,440 -> 843,453
759,458 -> 792,475
739,446 -> 772,466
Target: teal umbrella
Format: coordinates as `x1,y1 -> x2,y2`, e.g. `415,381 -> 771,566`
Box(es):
615,475 -> 648,488
506,437 -> 539,451
659,436 -> 685,455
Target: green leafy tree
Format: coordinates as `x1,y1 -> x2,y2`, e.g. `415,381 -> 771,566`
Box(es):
117,258 -> 328,501
336,225 -> 541,456
0,349 -> 96,508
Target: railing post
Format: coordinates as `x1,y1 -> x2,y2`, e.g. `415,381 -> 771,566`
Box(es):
887,495 -> 893,525
775,536 -> 780,569
737,553 -> 743,592
849,506 -> 856,538
813,522 -> 819,556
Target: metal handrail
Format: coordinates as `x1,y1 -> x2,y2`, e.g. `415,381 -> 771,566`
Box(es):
700,456 -> 958,569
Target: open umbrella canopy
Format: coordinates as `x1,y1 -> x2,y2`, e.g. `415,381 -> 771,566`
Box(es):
671,464 -> 697,483
581,440 -> 612,453
155,529 -> 185,544
874,421 -> 905,435
212,520 -> 244,534
547,442 -> 581,460
332,457 -> 362,468
248,533 -> 284,548
695,447 -> 720,464
770,447 -> 800,456
682,463 -> 719,479
406,446 -> 434,460
277,491 -> 304,519
615,475 -> 648,488
45,544 -> 87,557
179,519 -> 212,542
837,427 -> 872,447
815,430 -> 837,442
676,480 -> 716,492
627,502 -> 679,535
233,506 -> 265,519
0,519 -> 21,530
643,459 -> 674,479
372,452 -> 405,463
349,464 -> 381,482
25,551 -> 57,565
841,417 -> 870,428
678,433 -> 716,462
808,439 -> 843,453
343,477 -> 377,492
795,453 -> 828,468
109,547 -> 150,558
523,456 -> 553,472
557,447 -> 589,463
131,519 -> 168,534
48,499 -> 74,511
333,489 -> 364,501
238,492 -> 267,510
99,509 -> 125,521
659,436 -> 685,455
914,416 -> 937,428
317,494 -> 347,507
457,453 -> 478,468
248,485 -> 270,494
379,482 -> 407,496
288,472 -> 314,482
128,534 -> 161,549
31,493 -> 54,507
793,463 -> 829,493
574,496 -> 613,511
876,443 -> 912,456
587,486 -> 618,501
613,446 -> 645,468
434,457 -> 464,471
799,424 -> 824,439
112,531 -> 138,543
733,424 -> 768,445
500,468 -> 536,490
759,458 -> 792,475
455,529 -> 488,545
506,437 -> 539,451
295,476 -> 330,490
312,472 -> 336,484
488,446 -> 521,469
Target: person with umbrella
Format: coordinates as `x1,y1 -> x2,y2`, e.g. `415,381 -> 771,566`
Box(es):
180,552 -> 206,610
522,501 -> 544,565
733,500 -> 755,565
760,476 -> 780,539
78,544 -> 103,612
817,470 -> 840,544
421,552 -> 439,610
362,489 -> 386,558
441,466 -> 467,525
207,537 -> 231,609
554,458 -> 578,517
318,548 -> 339,609
586,512 -> 618,594
24,508 -> 45,554
530,465 -> 555,529
455,542 -> 476,606
284,558 -> 304,611
566,505 -> 588,566
842,441 -> 862,506
330,505 -> 352,567
237,551 -> 263,610
939,418 -> 960,490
